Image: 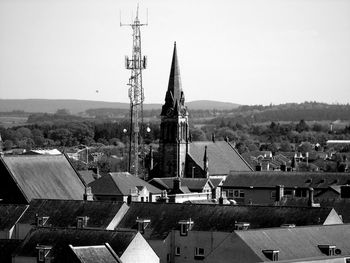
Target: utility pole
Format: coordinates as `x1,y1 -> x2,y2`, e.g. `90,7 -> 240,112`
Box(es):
121,6 -> 147,177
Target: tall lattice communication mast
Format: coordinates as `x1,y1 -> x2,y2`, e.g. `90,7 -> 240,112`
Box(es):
121,6 -> 147,176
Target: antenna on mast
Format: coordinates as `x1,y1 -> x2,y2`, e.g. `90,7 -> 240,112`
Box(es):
121,6 -> 148,177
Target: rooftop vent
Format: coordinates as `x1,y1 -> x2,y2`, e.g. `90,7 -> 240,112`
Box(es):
262,250 -> 279,261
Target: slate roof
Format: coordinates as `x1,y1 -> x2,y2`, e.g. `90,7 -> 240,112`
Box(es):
236,224 -> 350,262
116,202 -> 336,240
78,170 -> 96,185
149,177 -> 212,192
224,171 -> 350,189
69,244 -> 122,263
0,155 -> 86,202
18,199 -> 126,229
13,227 -> 137,261
89,172 -> 162,196
188,141 -> 253,175
0,239 -> 22,263
0,204 -> 28,230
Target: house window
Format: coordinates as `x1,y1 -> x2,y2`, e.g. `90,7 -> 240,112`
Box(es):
270,191 -> 276,199
77,216 -> 89,228
284,189 -> 293,196
175,246 -> 181,256
226,189 -> 244,198
235,222 -> 250,230
318,245 -> 337,256
38,249 -> 45,262
136,218 -> 150,234
194,247 -> 205,260
180,223 -> 189,236
36,245 -> 52,262
36,216 -> 49,227
179,219 -> 194,236
262,250 -> 279,261
167,253 -> 171,263
295,189 -> 307,198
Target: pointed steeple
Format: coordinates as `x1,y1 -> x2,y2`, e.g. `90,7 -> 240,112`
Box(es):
167,41 -> 182,103
162,42 -> 186,116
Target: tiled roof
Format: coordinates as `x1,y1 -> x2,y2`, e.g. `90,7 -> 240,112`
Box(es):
116,202 -> 336,240
149,177 -> 211,192
13,227 -> 137,260
18,199 -> 126,229
89,172 -> 162,196
0,155 -> 85,202
0,204 -> 28,230
188,141 -> 253,175
236,224 -> 350,261
69,244 -> 122,263
224,171 -> 350,189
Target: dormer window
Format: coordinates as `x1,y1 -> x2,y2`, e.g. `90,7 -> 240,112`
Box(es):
136,218 -> 150,234
36,216 -> 49,227
262,250 -> 279,261
179,219 -> 194,236
318,245 -> 338,256
77,216 -> 89,228
235,222 -> 250,231
36,245 -> 52,262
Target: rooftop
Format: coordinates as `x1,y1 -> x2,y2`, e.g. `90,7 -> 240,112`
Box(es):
116,202 -> 337,240
188,141 -> 253,175
0,154 -> 86,202
89,172 -> 161,196
18,199 -> 127,229
224,171 -> 350,188
13,227 -> 137,261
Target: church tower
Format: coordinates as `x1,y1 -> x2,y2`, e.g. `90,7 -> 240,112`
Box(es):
159,42 -> 189,177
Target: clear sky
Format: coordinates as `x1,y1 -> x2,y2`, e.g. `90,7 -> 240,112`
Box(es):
0,0 -> 349,105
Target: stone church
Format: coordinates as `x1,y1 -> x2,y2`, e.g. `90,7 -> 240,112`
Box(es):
150,43 -> 253,178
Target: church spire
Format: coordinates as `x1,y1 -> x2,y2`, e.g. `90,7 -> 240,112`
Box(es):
161,42 -> 185,115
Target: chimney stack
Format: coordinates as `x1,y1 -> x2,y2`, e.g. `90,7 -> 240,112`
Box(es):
84,186 -> 93,201
280,162 -> 287,172
150,145 -> 154,170
203,146 -> 209,178
174,177 -> 181,191
256,163 -> 262,171
211,133 -> 215,143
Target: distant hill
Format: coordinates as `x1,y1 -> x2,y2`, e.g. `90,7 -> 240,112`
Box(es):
0,99 -> 239,114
